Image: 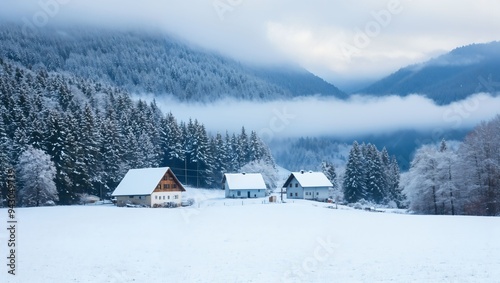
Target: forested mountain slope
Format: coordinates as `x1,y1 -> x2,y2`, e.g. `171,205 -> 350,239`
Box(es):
0,23 -> 346,102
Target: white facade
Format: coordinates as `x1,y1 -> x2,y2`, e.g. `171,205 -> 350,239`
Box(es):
223,173 -> 267,198
284,171 -> 332,202
151,192 -> 182,206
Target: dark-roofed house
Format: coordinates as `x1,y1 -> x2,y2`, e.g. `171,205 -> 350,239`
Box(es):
283,171 -> 332,201
111,167 -> 186,207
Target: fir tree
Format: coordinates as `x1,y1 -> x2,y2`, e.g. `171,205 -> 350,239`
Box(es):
365,144 -> 386,203
321,161 -> 337,189
343,141 -> 366,203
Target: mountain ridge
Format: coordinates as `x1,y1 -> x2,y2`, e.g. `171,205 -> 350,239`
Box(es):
360,41 -> 500,104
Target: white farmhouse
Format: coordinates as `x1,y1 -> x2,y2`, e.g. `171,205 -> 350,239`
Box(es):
223,173 -> 267,198
283,171 -> 332,201
111,167 -> 186,207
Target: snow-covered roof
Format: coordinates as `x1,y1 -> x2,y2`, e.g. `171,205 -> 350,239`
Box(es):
112,167 -> 181,196
223,173 -> 267,190
284,171 -> 333,188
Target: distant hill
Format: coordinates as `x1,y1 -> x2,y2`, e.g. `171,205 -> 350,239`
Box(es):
0,23 -> 346,102
361,42 -> 500,104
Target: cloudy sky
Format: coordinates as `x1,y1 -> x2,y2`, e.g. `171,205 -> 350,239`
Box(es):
2,0 -> 500,89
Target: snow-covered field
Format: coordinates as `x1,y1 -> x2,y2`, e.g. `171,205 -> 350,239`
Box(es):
2,189 -> 500,283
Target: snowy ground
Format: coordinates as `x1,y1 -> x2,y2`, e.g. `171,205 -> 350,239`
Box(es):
1,189 -> 500,283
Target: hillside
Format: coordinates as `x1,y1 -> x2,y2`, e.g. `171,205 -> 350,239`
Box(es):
0,58 -> 275,205
361,42 -> 500,104
0,23 -> 346,102
4,197 -> 500,282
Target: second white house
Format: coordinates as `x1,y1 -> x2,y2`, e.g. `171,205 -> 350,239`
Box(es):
283,171 -> 332,201
223,173 -> 267,198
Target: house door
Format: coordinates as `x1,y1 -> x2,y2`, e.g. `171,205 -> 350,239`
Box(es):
247,191 -> 251,198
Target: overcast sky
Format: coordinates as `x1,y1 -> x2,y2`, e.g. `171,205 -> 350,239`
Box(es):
2,0 -> 500,89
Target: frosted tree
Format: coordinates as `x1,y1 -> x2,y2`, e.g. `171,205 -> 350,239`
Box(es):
457,115 -> 500,215
403,145 -> 439,214
16,146 -> 58,207
435,139 -> 459,215
0,113 -> 13,201
240,160 -> 279,194
321,161 -> 337,189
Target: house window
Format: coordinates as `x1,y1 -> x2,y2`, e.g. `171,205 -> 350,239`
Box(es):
173,184 -> 177,188
163,196 -> 165,200
129,196 -> 134,199
289,193 -> 292,197
163,175 -> 168,180
316,192 -> 319,195
289,183 -> 292,188
295,184 -> 298,187
295,193 -> 298,197
237,191 -> 241,196
163,184 -> 169,189
174,195 -> 178,199
168,196 -> 170,199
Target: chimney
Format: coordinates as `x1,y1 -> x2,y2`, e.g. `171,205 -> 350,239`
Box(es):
242,172 -> 246,175
300,170 -> 304,174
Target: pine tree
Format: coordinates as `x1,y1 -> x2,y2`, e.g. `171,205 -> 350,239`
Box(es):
387,156 -> 403,207
343,141 -> 366,203
192,121 -> 214,188
211,132 -> 226,185
364,144 -> 386,203
100,111 -> 124,198
160,112 -> 184,171
321,161 -> 337,189
237,127 -> 250,168
81,104 -> 102,195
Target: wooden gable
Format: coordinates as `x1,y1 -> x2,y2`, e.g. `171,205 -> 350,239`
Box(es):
153,168 -> 186,193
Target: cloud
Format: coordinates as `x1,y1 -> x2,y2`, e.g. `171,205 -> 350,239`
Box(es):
1,0 -> 500,87
137,93 -> 500,140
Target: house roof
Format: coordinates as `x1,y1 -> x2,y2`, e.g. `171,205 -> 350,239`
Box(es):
111,167 -> 184,196
223,173 -> 267,190
283,171 -> 333,188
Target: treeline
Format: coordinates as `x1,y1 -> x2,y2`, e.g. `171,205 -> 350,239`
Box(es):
402,116 -> 500,216
0,58 -> 274,206
342,142 -> 403,207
